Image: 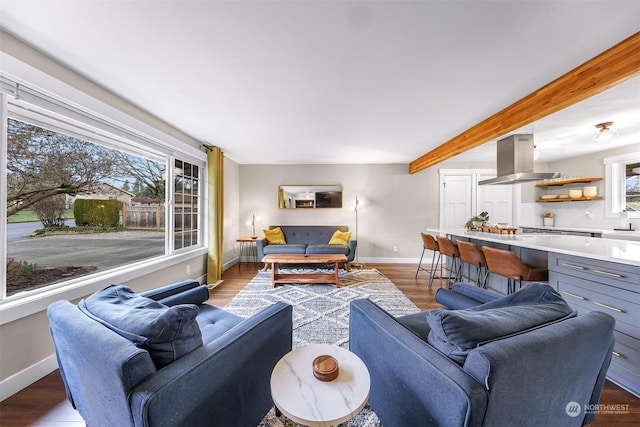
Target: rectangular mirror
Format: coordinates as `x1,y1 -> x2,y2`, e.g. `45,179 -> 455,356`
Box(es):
278,185 -> 343,209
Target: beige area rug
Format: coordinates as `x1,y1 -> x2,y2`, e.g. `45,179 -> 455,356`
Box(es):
224,268 -> 421,426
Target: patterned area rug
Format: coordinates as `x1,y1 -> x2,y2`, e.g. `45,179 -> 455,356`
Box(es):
224,268 -> 420,427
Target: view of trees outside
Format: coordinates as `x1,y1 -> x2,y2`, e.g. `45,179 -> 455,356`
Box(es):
5,118 -> 168,296
626,162 -> 640,211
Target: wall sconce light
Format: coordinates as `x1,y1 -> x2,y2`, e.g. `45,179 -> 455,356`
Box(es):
593,122 -> 619,144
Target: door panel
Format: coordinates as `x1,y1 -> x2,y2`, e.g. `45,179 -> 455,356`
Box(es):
477,176 -> 513,225
442,175 -> 472,229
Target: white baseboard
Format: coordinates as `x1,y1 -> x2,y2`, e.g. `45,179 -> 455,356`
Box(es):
359,257 -> 421,264
1,354 -> 58,401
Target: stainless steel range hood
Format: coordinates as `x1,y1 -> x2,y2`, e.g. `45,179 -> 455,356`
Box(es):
478,134 -> 560,185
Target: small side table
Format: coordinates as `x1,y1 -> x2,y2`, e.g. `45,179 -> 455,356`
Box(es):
236,236 -> 259,270
270,343 -> 371,427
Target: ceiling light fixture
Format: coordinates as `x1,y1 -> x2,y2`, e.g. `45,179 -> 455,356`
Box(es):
593,122 -> 619,144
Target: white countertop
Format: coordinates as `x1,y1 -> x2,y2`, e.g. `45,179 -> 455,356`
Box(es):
520,224 -> 640,240
441,229 -> 640,266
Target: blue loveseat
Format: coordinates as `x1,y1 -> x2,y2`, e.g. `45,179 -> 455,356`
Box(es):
256,225 -> 357,266
350,283 -> 615,427
47,280 -> 292,427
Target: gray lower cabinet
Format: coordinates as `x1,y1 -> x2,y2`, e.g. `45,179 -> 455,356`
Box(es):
548,253 -> 640,397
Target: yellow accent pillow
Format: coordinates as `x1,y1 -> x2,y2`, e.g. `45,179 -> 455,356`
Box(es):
264,227 -> 286,245
329,230 -> 351,245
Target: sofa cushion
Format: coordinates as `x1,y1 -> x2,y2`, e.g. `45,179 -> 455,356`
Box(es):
264,227 -> 286,244
197,305 -> 244,343
78,284 -> 203,368
306,244 -> 349,255
329,230 -> 351,245
426,285 -> 575,364
263,244 -> 307,255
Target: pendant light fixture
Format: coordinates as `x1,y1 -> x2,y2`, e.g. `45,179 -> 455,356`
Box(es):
593,122 -> 619,144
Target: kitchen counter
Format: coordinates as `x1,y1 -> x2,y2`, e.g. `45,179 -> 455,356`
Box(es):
444,229 -> 640,266
436,228 -> 640,397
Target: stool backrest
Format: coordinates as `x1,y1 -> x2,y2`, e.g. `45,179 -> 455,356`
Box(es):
436,236 -> 460,257
482,246 -> 527,280
420,233 -> 439,251
457,241 -> 486,267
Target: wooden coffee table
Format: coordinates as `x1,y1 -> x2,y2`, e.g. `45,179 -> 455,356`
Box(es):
261,254 -> 348,287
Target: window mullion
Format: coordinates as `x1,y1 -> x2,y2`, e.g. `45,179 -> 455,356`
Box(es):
1,93 -> 8,300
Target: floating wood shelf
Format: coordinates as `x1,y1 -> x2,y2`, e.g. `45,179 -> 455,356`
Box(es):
536,196 -> 603,203
536,177 -> 603,187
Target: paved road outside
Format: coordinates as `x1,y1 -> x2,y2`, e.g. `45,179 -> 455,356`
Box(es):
7,224 -> 165,268
7,220 -> 76,243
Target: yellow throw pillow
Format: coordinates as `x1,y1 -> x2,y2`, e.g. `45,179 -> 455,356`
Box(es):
264,227 -> 286,245
329,230 -> 351,245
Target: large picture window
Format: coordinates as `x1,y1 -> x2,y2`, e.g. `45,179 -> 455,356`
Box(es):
6,118 -> 168,297
1,88 -> 205,302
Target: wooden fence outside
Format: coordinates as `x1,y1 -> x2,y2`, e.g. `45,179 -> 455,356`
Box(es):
122,205 -> 165,230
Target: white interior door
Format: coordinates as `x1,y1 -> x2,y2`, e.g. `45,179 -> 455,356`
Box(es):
441,175 -> 472,230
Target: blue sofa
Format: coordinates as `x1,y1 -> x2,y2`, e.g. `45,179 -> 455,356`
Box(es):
47,280 -> 292,427
350,283 -> 615,427
256,225 -> 357,266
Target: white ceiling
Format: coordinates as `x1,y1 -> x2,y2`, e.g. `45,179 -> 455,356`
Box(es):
0,1 -> 639,166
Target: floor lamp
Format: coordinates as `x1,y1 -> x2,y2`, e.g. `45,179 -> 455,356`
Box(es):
352,196 -> 364,269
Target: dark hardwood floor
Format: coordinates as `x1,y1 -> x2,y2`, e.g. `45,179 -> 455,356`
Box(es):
1,263 -> 637,426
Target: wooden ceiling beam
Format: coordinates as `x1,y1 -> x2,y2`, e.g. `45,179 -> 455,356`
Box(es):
409,31 -> 640,174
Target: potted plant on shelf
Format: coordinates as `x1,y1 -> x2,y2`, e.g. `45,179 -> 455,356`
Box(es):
465,211 -> 490,230
543,211 -> 554,227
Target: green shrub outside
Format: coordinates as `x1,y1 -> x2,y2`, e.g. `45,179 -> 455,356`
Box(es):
73,199 -> 121,227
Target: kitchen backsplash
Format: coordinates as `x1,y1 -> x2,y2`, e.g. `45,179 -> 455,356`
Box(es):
520,201 -> 639,231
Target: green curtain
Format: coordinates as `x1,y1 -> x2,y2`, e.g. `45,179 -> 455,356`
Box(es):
207,147 -> 224,284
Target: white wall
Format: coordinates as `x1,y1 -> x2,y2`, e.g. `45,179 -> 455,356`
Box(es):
222,157 -> 240,269
239,164 -> 419,261
237,162 -> 491,262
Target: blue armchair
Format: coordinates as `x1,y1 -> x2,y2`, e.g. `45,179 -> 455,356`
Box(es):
48,280 -> 292,427
349,283 -> 615,427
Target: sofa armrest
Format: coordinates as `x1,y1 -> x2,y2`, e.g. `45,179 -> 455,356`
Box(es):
255,237 -> 269,261
463,311 -> 615,427
140,279 -> 201,301
349,299 -> 487,427
348,239 -> 357,262
435,282 -> 502,309
130,302 -> 293,427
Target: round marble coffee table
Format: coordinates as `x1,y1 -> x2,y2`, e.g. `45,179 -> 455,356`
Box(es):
270,343 -> 371,427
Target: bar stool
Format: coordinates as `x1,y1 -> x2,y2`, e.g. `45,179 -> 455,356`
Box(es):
482,246 -> 548,294
436,236 -> 462,288
415,233 -> 442,287
456,241 -> 489,288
